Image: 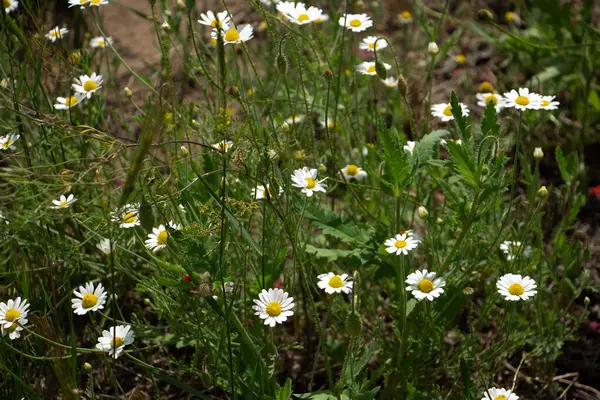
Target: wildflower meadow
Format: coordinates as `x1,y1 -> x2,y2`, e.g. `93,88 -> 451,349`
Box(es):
1,0 -> 600,398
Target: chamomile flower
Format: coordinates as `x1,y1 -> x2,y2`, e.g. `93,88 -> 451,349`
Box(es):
500,240 -> 532,261
285,114 -> 305,124
476,92 -> 505,113
0,297 -> 29,340
198,11 -> 231,29
68,0 -> 90,8
431,102 -> 470,122
317,272 -> 353,294
72,282 -> 107,315
440,138 -> 462,146
89,0 -> 109,6
503,88 -> 542,111
406,269 -> 446,301
481,388 -> 519,400
497,274 -> 537,301
359,36 -> 388,51
252,184 -> 283,200
320,118 -> 335,129
384,232 -> 420,256
340,164 -> 367,181
213,140 -> 233,153
96,238 -> 113,254
261,0 -> 280,5
50,194 -> 77,209
167,220 -> 182,231
0,133 -> 19,151
45,26 -> 68,42
54,93 -> 85,110
72,73 -> 103,99
339,13 -> 373,32
398,10 -> 413,24
4,0 -> 18,13
290,167 -> 327,197
356,61 -> 391,76
381,76 -> 399,88
252,288 -> 294,327
111,203 -> 141,229
403,141 -> 416,154
280,3 -> 323,25
538,95 -> 559,110
276,1 -> 296,15
314,13 -> 329,23
212,25 -> 254,44
90,36 -> 113,48
145,224 -> 169,253
96,325 -> 134,359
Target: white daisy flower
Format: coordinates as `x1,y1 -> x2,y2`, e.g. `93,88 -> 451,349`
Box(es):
96,238 -> 113,254
68,0 -> 90,8
96,325 -> 134,359
285,114 -> 305,124
406,269 -> 445,301
167,220 -> 182,231
398,10 -> 413,24
50,194 -> 77,209
339,13 -> 373,32
72,282 -> 107,315
213,140 -> 233,153
384,232 -> 420,256
538,95 -> 559,110
276,1 -> 296,15
89,0 -> 109,6
440,138 -> 462,146
1,77 -> 16,89
261,0 -> 280,5
356,61 -> 391,76
266,149 -> 278,159
403,141 -> 416,154
72,73 -> 103,99
381,76 -> 399,88
145,224 -> 169,253
45,26 -> 68,42
359,36 -> 388,51
476,92 -> 505,113
500,240 -> 532,261
503,88 -> 542,111
497,274 -> 537,301
280,3 -> 323,25
317,272 -> 353,294
252,184 -> 283,200
481,388 -> 519,400
431,102 -> 470,122
198,10 -> 231,29
0,297 -> 29,340
111,203 -> 141,229
212,25 -> 254,45
340,164 -> 367,181
320,118 -> 335,129
90,36 -> 113,48
252,288 -> 294,327
0,133 -> 19,151
54,93 -> 85,110
4,0 -> 18,13
314,12 -> 329,23
290,167 -> 327,197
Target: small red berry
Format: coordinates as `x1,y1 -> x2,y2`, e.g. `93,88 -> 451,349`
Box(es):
184,274 -> 192,282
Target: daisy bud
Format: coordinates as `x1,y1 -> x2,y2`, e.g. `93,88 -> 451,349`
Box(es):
346,311 -> 362,336
375,60 -> 387,80
227,86 -> 240,98
123,87 -> 133,98
83,362 -> 92,372
318,163 -> 327,173
190,120 -> 201,129
280,122 -> 290,133
537,185 -> 549,197
112,294 -> 118,301
418,206 -> 428,218
176,0 -> 185,9
477,9 -> 493,22
533,147 -> 544,159
180,146 -> 188,154
397,75 -> 408,98
69,51 -> 81,64
463,287 -> 474,296
161,22 -> 171,33
323,68 -> 333,82
428,42 -> 439,55
276,54 -> 288,75
164,10 -> 172,17
584,296 -> 590,306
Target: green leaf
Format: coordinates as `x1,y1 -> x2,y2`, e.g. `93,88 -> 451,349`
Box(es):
589,90 -> 600,112
555,146 -> 570,184
481,101 -> 500,137
450,91 -> 470,141
276,378 -> 293,400
303,206 -> 372,244
295,391 -> 349,400
305,245 -> 354,262
412,129 -> 448,164
446,141 -> 479,188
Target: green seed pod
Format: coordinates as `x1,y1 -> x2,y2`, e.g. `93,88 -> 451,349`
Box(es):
138,202 -> 155,232
375,60 -> 387,80
276,54 -> 288,75
397,75 -> 408,98
346,311 -> 362,336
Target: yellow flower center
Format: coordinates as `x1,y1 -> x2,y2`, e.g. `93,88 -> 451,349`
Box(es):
368,43 -> 375,49
418,279 -> 434,293
265,301 -> 282,316
541,100 -> 549,107
122,212 -> 137,224
485,95 -> 498,105
494,396 -> 507,400
367,65 -> 376,73
83,80 -> 97,92
59,200 -> 68,207
455,54 -> 466,64
443,105 -> 453,116
508,283 -> 524,296
97,39 -> 105,46
157,230 -> 168,245
65,96 -> 78,106
349,19 -> 361,27
5,308 -> 20,322
515,95 -> 529,106
298,13 -> 310,22
505,11 -> 517,21
478,81 -> 494,93
4,0 -> 11,7
91,0 -> 101,4
401,11 -> 412,19
210,20 -> 223,28
328,275 -> 344,288
82,293 -> 98,309
111,336 -> 124,348
394,240 -> 407,248
304,177 -> 316,189
50,30 -> 61,38
346,165 -> 359,176
210,37 -> 217,45
224,29 -> 240,42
